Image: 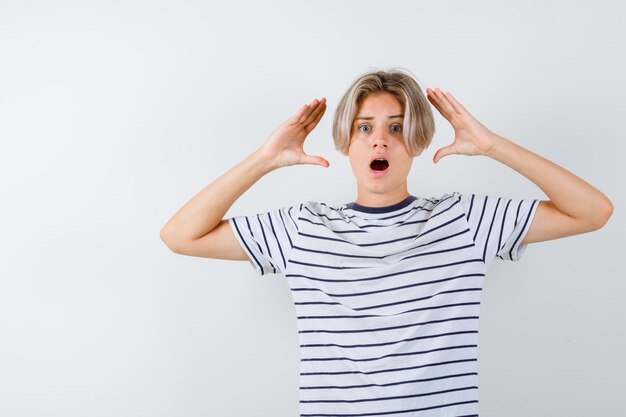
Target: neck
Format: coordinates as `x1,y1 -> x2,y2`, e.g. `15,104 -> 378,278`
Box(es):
353,188 -> 411,208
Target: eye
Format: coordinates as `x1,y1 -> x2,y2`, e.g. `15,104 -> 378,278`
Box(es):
358,124 -> 370,132
391,124 -> 403,132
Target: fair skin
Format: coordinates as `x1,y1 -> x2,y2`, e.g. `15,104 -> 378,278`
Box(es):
425,87 -> 613,244
160,97 -> 329,259
160,89 -> 613,259
345,92 -> 419,208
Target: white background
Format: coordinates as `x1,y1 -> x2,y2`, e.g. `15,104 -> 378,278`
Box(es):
1,1 -> 624,416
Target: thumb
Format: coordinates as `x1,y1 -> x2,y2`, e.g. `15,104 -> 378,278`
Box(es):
300,153 -> 330,168
433,144 -> 456,164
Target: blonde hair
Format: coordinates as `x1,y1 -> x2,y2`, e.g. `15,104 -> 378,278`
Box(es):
332,67 -> 435,156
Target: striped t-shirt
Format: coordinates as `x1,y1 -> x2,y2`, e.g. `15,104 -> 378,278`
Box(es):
228,191 -> 540,417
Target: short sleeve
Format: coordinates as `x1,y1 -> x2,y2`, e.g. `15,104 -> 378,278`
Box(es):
456,192 -> 540,265
227,202 -> 303,276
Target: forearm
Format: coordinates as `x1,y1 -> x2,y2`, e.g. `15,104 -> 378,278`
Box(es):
160,148 -> 274,243
485,134 -> 613,221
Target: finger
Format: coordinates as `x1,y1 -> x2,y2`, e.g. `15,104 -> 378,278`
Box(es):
433,143 -> 456,164
426,89 -> 450,119
293,98 -> 321,125
445,91 -> 468,115
290,103 -> 310,124
304,100 -> 327,132
433,88 -> 457,115
302,98 -> 323,121
299,153 -> 330,167
303,97 -> 326,126
426,88 -> 446,113
305,109 -> 326,134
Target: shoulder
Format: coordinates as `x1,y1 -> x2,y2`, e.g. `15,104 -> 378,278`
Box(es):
301,200 -> 346,217
420,191 -> 462,208
447,191 -> 484,211
412,192 -> 471,219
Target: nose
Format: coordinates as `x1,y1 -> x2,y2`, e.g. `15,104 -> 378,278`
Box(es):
372,134 -> 389,149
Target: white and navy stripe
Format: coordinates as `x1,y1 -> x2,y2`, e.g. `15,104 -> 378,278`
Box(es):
228,191 -> 539,416
459,193 -> 539,264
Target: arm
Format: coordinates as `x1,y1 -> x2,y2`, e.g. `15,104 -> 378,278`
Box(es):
426,87 -> 614,245
483,136 -> 612,244
160,97 -> 329,258
160,149 -> 273,258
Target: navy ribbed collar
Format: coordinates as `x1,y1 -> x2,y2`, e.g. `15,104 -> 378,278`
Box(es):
345,195 -> 417,214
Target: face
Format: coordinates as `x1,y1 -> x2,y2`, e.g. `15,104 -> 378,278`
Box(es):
345,92 -> 422,205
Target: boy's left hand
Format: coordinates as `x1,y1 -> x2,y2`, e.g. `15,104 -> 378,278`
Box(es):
426,87 -> 501,163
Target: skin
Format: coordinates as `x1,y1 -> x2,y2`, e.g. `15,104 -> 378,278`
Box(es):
425,87 -> 613,244
161,88 -> 614,257
261,89 -> 614,245
344,92 -> 421,208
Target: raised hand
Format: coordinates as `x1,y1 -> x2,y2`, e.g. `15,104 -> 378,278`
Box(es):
260,97 -> 329,170
426,87 -> 500,164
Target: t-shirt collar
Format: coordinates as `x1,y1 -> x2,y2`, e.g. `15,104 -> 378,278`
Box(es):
344,195 -> 417,214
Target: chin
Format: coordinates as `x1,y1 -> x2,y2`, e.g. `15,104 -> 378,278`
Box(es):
365,180 -> 399,192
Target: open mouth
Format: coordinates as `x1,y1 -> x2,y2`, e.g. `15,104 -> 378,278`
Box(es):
370,158 -> 390,172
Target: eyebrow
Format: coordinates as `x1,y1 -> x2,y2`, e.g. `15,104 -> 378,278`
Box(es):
354,114 -> 404,121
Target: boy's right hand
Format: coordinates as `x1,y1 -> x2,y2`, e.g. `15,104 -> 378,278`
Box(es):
259,97 -> 330,170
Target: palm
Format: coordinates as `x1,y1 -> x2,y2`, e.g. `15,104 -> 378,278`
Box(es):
426,88 -> 498,163
448,123 -> 492,156
270,124 -> 311,167
261,98 -> 329,169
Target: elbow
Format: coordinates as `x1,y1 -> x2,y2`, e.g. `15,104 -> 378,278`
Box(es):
160,227 -> 170,244
605,198 -> 614,219
590,199 -> 614,230
160,228 -> 180,253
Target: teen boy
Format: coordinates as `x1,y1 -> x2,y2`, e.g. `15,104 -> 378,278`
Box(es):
161,69 -> 613,417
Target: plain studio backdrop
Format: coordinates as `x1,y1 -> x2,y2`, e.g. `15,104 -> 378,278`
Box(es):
1,0 -> 624,416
